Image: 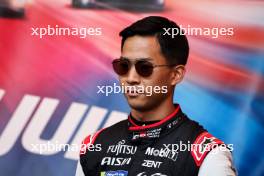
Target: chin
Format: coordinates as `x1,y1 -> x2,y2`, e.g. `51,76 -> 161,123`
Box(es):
128,102 -> 146,111
125,96 -> 145,110
126,97 -> 158,112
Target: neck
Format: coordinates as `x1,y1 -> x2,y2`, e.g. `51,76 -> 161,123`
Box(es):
130,98 -> 175,122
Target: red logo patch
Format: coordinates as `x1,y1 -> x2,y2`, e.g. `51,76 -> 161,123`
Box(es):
80,128 -> 104,155
191,132 -> 223,166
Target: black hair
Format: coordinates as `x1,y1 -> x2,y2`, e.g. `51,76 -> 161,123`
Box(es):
119,16 -> 189,65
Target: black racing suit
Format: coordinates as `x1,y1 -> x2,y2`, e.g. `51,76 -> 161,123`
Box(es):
79,104 -> 223,176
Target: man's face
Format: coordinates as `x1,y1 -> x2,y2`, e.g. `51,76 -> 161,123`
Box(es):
119,35 -> 175,111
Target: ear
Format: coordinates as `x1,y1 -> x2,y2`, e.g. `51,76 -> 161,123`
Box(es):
170,65 -> 186,86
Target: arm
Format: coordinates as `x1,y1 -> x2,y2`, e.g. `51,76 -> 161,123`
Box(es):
198,146 -> 237,176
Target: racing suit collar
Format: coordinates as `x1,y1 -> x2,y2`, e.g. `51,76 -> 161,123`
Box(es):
129,115 -> 160,126
127,104 -> 187,145
128,104 -> 181,131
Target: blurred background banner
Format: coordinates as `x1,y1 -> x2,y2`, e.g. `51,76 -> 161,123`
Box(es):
0,0 -> 264,176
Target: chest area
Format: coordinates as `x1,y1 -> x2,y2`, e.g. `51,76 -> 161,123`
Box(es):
98,138 -> 190,176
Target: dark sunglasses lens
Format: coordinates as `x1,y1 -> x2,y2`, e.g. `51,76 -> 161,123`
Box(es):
135,61 -> 154,77
112,60 -> 129,75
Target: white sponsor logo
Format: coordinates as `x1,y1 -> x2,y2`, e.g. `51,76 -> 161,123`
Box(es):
142,160 -> 162,169
107,140 -> 137,156
132,128 -> 161,140
101,157 -> 131,166
145,147 -> 178,161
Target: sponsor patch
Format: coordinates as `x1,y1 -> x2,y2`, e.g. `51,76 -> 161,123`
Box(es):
191,131 -> 223,166
100,170 -> 128,176
80,128 -> 104,155
132,128 -> 161,140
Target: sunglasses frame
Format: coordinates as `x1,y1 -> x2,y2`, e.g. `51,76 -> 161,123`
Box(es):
112,58 -> 176,77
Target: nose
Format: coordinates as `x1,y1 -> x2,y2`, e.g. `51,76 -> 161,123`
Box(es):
126,65 -> 141,85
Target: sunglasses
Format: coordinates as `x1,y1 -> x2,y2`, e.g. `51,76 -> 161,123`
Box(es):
112,58 -> 176,77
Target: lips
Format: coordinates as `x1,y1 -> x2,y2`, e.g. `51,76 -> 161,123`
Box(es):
125,89 -> 140,97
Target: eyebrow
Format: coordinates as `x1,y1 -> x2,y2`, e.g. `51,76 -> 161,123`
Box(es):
120,56 -> 154,61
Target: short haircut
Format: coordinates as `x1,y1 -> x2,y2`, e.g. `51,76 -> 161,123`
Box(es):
119,16 -> 189,65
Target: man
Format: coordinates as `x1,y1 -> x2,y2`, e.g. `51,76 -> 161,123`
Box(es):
76,16 -> 236,176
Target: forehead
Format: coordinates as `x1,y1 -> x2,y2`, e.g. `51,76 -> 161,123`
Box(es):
121,35 -> 162,60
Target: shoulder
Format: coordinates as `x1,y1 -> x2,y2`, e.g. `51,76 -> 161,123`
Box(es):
80,119 -> 127,154
176,115 -> 206,141
191,131 -> 225,167
181,116 -> 227,167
